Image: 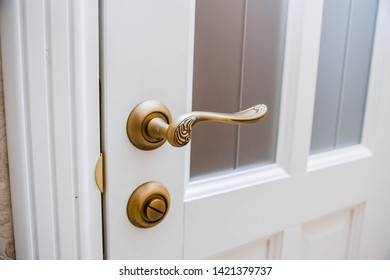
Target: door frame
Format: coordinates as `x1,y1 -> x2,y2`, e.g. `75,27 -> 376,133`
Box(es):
0,0 -> 102,259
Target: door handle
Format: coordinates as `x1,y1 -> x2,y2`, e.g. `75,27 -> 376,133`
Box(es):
127,100 -> 267,150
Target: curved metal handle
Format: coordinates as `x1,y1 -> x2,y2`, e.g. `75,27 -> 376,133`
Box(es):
127,100 -> 267,150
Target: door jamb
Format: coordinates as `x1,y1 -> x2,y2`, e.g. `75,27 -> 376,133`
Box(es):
0,0 -> 102,259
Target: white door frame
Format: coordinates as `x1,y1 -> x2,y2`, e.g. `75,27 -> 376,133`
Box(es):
0,0 -> 102,259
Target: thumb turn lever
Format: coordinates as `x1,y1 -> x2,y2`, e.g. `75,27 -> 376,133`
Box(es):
127,100 -> 267,150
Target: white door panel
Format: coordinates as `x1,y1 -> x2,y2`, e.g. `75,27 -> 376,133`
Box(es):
101,0 -> 390,259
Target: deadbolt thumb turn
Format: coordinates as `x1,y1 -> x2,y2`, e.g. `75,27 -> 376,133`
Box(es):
127,100 -> 268,150
127,181 -> 170,228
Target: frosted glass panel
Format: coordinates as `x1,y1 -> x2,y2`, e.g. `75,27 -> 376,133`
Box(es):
190,0 -> 287,178
310,0 -> 378,154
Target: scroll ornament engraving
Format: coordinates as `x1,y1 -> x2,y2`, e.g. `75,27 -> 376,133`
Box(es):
253,104 -> 265,115
173,116 -> 197,147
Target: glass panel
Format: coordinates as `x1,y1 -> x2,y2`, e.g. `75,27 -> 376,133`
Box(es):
238,0 -> 287,168
191,0 -> 245,177
310,0 -> 378,154
190,0 -> 288,178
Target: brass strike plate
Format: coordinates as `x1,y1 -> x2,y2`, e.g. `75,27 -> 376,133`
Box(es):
127,181 -> 170,228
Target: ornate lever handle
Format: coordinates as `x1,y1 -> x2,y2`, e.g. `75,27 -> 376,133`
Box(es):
127,100 -> 267,150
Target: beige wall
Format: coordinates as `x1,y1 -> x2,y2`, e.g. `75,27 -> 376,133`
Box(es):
0,46 -> 15,260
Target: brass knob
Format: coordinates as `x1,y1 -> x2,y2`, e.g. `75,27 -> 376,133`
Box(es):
127,181 -> 170,228
127,100 -> 267,150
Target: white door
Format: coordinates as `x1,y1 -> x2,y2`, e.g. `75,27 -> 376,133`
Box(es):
101,0 -> 390,259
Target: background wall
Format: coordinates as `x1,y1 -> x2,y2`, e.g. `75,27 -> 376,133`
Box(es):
0,45 -> 15,260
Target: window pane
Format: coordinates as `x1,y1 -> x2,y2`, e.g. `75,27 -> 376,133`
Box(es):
310,0 -> 378,154
190,0 -> 288,178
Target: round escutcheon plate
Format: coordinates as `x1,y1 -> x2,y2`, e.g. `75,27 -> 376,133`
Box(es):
127,181 -> 170,228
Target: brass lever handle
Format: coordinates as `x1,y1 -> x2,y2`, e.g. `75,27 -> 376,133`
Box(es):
127,100 -> 267,150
